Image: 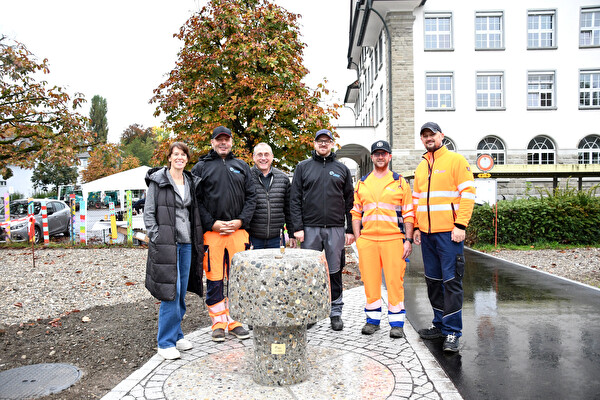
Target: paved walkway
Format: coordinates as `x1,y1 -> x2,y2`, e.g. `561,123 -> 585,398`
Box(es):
101,286 -> 461,400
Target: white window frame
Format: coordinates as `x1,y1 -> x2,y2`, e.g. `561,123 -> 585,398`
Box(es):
425,72 -> 454,110
528,71 -> 556,109
580,7 -> 600,48
377,32 -> 384,70
579,69 -> 600,109
527,136 -> 556,165
443,137 -> 456,151
475,11 -> 504,50
477,136 -> 506,165
424,13 -> 453,51
528,9 -> 557,49
476,71 -> 505,110
379,86 -> 384,122
578,135 -> 600,164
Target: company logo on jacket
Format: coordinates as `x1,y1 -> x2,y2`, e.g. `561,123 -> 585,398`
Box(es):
329,171 -> 341,178
434,169 -> 446,174
230,167 -> 241,174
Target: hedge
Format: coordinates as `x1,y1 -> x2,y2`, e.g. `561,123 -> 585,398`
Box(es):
466,187 -> 600,246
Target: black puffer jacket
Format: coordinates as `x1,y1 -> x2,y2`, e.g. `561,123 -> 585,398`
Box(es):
290,151 -> 354,233
191,150 -> 256,231
248,166 -> 293,239
144,167 -> 204,301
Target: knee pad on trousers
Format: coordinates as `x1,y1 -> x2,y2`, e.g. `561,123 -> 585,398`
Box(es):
206,279 -> 225,306
330,269 -> 343,300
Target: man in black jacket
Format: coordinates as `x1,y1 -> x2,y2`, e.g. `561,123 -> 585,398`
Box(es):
248,142 -> 294,249
290,129 -> 355,331
191,126 -> 256,342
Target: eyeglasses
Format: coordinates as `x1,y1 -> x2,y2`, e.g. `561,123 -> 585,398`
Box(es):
315,140 -> 332,145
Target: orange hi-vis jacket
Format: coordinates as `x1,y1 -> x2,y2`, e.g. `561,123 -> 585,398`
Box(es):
351,171 -> 414,241
412,146 -> 476,234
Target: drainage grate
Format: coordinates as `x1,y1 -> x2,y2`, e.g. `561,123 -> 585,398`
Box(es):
0,363 -> 81,399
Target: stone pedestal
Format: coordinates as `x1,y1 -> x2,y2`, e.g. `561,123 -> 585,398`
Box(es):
229,249 -> 331,386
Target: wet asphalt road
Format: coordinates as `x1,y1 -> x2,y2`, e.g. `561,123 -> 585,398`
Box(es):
405,247 -> 600,400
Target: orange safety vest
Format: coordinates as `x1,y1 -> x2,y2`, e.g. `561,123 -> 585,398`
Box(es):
412,146 -> 476,234
351,171 -> 414,241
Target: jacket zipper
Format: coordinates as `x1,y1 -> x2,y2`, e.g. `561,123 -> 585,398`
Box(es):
426,153 -> 434,234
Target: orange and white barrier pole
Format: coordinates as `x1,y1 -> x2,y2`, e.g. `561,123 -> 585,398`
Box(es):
3,194 -> 10,242
40,200 -> 49,245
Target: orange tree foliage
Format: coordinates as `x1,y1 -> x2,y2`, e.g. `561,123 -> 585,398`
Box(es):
151,0 -> 339,170
0,37 -> 91,179
81,144 -> 140,183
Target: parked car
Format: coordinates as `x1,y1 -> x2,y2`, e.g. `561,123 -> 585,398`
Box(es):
0,199 -> 71,244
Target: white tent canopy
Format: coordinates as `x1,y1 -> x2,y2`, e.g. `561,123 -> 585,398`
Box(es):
81,166 -> 151,210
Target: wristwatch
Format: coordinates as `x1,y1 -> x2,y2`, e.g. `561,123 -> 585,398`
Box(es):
406,238 -> 414,244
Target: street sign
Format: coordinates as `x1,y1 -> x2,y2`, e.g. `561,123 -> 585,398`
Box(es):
476,154 -> 495,172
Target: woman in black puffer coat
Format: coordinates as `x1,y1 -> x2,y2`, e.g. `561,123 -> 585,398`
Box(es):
144,142 -> 203,360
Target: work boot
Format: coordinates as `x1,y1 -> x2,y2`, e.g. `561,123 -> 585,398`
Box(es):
211,328 -> 225,342
230,326 -> 250,340
418,324 -> 445,340
361,323 -> 380,335
330,316 -> 344,331
443,333 -> 460,353
389,326 -> 405,339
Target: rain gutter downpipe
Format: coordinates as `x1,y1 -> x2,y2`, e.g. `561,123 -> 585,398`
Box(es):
365,0 -> 394,150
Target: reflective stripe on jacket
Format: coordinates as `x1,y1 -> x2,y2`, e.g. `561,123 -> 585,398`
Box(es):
412,146 -> 476,234
351,170 -> 414,241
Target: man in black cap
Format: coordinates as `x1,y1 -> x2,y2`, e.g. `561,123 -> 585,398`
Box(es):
413,122 -> 475,353
351,140 -> 414,338
290,129 -> 355,331
191,126 -> 256,342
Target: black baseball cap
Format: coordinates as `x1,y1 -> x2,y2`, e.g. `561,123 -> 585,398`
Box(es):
211,126 -> 232,139
371,140 -> 392,154
314,129 -> 334,141
420,122 -> 442,135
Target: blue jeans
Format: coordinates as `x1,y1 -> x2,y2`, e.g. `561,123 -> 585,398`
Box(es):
420,232 -> 464,337
249,235 -> 280,249
157,243 -> 191,349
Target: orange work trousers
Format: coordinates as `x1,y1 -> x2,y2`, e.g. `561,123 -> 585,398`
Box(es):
203,229 -> 249,330
356,236 -> 406,312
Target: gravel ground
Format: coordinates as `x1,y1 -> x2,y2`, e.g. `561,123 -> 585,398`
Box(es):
0,246 -> 597,399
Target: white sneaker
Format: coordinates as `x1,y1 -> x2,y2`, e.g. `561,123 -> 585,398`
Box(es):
176,338 -> 193,351
157,346 -> 181,360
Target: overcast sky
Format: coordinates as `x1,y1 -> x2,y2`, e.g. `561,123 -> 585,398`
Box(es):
1,0 -> 356,142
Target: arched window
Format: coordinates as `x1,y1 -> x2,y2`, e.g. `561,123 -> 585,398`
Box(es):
578,135 -> 600,164
443,136 -> 456,151
477,136 -> 506,164
527,136 -> 555,164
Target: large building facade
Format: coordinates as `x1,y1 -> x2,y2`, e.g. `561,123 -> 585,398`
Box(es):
343,0 -> 600,197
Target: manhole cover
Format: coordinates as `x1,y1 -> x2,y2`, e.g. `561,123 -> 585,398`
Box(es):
0,363 -> 81,399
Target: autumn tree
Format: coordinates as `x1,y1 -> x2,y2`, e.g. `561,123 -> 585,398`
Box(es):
120,123 -> 157,166
89,95 -> 108,143
31,160 -> 78,194
151,0 -> 338,170
81,143 -> 141,182
0,36 -> 91,179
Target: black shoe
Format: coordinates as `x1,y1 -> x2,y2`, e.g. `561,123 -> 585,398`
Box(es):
443,333 -> 460,353
330,316 -> 343,331
248,325 -> 253,331
389,326 -> 405,339
418,324 -> 445,340
230,326 -> 250,340
212,328 -> 225,342
361,323 -> 380,335
306,322 -> 316,329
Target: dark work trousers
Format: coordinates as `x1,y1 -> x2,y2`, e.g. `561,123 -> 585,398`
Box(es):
302,226 -> 345,317
420,231 -> 465,337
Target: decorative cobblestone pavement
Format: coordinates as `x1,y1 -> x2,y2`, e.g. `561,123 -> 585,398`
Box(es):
101,286 -> 462,400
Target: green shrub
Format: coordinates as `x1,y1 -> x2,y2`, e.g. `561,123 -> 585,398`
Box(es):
467,185 -> 600,246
